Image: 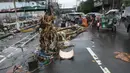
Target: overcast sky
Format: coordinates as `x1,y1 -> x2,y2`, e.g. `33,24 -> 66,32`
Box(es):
58,0 -> 77,8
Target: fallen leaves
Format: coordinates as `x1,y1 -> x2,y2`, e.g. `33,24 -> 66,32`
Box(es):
114,52 -> 130,62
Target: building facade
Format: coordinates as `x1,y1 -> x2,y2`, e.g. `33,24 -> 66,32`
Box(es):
94,0 -> 122,12
0,0 -> 48,9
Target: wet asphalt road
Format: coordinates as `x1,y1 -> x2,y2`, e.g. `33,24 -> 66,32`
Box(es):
0,32 -> 36,73
42,24 -> 130,73
1,23 -> 130,73
0,32 -> 32,51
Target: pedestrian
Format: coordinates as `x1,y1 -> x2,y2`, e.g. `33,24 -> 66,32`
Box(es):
75,16 -> 79,24
89,15 -> 93,28
82,17 -> 88,27
86,15 -> 89,24
92,14 -> 96,27
61,20 -> 66,27
78,15 -> 82,25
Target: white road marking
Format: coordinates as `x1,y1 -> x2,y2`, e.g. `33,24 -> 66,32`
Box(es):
7,53 -> 14,58
0,33 -> 38,64
86,47 -> 111,73
0,53 -> 13,63
0,57 -> 6,63
0,55 -> 4,58
21,33 -> 38,47
11,35 -> 30,47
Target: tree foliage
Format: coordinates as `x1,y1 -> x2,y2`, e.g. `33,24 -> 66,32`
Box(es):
78,0 -> 94,13
123,0 -> 130,6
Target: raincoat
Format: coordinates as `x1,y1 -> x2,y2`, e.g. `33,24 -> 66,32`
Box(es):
82,18 -> 88,27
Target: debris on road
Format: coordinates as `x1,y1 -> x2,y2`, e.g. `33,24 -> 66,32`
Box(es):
20,28 -> 34,33
92,60 -> 96,63
8,35 -> 14,39
39,13 -> 86,56
5,10 -> 87,73
114,52 -> 130,62
0,33 -> 13,40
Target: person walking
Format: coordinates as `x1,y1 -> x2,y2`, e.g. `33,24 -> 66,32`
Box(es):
82,17 -> 88,27
78,15 -> 82,25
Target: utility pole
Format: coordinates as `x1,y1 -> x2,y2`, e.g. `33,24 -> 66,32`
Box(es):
113,0 -> 115,9
76,0 -> 82,11
13,0 -> 17,19
75,0 -> 79,11
13,0 -> 20,30
102,0 -> 104,13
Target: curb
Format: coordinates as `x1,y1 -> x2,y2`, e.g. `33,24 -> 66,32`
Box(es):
0,33 -> 13,40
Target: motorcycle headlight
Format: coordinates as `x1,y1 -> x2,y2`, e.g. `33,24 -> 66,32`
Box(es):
102,25 -> 106,28
97,23 -> 100,26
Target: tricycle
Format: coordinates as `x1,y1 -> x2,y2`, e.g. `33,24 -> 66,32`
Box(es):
97,15 -> 117,32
